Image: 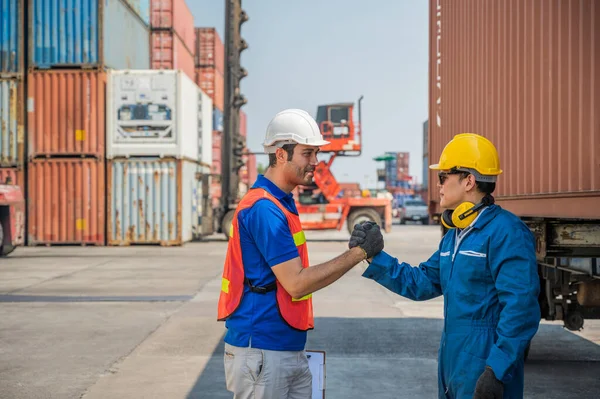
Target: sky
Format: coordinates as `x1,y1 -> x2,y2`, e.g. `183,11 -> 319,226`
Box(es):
188,0 -> 430,188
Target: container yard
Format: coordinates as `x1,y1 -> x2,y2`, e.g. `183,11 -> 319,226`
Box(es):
0,1 -> 599,399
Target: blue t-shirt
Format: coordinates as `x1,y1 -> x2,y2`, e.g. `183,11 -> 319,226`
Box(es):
223,175 -> 307,351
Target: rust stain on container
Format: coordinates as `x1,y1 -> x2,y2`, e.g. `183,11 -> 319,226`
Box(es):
27,70 -> 106,158
428,0 -> 600,219
27,158 -> 105,245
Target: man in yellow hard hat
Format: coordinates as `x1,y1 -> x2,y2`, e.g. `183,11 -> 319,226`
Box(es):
349,133 -> 540,398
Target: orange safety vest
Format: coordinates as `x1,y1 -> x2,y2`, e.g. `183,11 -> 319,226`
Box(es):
217,188 -> 314,331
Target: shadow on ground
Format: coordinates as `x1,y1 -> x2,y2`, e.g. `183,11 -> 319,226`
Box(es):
185,318 -> 600,399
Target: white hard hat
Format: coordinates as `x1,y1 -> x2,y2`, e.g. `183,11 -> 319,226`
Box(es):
263,109 -> 330,154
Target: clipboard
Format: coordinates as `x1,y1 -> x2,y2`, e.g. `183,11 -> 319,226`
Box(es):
306,350 -> 326,398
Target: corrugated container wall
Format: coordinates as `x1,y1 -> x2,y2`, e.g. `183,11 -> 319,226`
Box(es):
239,110 -> 247,137
30,0 -> 150,69
28,159 -> 105,245
428,0 -> 600,219
150,0 -> 195,53
107,158 -> 198,246
422,119 -> 429,188
123,0 -> 150,25
196,66 -> 224,111
28,70 -> 106,158
246,154 -> 257,187
107,70 -> 199,160
195,28 -> 225,74
151,30 -> 195,83
0,79 -> 25,166
0,0 -> 24,75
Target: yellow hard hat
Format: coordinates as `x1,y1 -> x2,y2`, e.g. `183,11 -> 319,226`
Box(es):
429,133 -> 502,177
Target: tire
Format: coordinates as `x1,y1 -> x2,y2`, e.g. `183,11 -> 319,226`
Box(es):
347,208 -> 382,234
221,210 -> 235,241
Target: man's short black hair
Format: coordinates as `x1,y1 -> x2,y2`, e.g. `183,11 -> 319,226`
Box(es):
268,144 -> 296,167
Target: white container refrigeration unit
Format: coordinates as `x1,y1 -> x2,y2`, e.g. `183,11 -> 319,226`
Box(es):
106,69 -> 199,160
106,69 -> 212,245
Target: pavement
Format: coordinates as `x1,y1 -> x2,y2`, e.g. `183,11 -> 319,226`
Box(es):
0,224 -> 599,399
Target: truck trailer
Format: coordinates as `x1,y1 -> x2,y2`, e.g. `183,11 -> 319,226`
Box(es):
428,0 -> 600,331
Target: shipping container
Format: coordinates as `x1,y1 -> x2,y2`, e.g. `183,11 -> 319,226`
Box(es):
246,153 -> 257,187
0,78 -> 24,166
0,0 -> 24,76
150,30 -> 195,84
239,109 -> 247,137
198,89 -> 213,168
107,157 -> 198,245
150,0 -> 195,53
210,180 -> 221,209
194,27 -> 225,74
212,107 -> 223,132
0,167 -> 24,189
123,0 -> 150,25
30,0 -> 150,69
28,158 -> 105,245
27,70 -> 106,158
195,66 -> 224,111
212,130 -> 222,149
107,69 -> 200,160
428,0 -> 600,220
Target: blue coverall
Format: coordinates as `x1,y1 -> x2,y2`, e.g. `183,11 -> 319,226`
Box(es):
362,205 -> 541,398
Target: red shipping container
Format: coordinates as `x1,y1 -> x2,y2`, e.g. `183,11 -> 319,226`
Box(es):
210,181 -> 221,209
28,158 -> 105,245
195,28 -> 225,74
150,0 -> 195,53
212,130 -> 222,148
195,66 -> 224,111
212,157 -> 221,175
0,168 -> 24,190
428,0 -> 600,219
28,70 -> 106,158
239,110 -> 247,137
151,31 -> 195,83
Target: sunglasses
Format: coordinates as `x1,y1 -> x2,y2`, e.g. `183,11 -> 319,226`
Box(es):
438,170 -> 468,185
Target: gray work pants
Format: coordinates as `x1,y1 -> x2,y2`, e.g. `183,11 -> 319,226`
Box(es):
224,343 -> 312,399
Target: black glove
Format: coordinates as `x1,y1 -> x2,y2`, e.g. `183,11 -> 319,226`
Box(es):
473,366 -> 504,399
348,221 -> 384,259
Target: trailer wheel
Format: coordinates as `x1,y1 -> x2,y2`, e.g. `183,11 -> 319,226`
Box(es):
221,210 -> 235,241
347,208 -> 382,234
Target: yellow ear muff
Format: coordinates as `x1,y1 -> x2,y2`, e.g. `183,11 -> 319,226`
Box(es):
451,201 -> 478,229
441,210 -> 455,229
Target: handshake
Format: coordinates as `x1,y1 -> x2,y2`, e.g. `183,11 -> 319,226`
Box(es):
348,221 -> 385,260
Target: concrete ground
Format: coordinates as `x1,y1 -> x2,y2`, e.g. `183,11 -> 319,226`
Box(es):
0,225 -> 599,399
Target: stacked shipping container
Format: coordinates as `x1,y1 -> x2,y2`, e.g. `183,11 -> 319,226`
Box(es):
150,0 -> 195,82
25,0 -> 151,245
195,28 -> 225,111
106,70 -> 212,245
0,0 -> 25,233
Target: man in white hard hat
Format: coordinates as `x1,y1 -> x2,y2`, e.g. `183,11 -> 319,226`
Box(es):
217,109 -> 384,399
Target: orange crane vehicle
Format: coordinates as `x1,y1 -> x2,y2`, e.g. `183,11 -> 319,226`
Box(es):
293,98 -> 393,234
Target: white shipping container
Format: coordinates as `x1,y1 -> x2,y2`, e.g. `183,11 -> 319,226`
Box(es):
107,158 -> 198,245
198,89 -> 213,167
107,70 -> 200,160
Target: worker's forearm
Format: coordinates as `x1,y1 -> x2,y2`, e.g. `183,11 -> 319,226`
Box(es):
294,247 -> 365,298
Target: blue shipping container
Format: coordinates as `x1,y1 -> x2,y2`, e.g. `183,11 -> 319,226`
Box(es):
30,0 -> 150,69
212,107 -> 223,132
123,0 -> 150,26
0,0 -> 23,74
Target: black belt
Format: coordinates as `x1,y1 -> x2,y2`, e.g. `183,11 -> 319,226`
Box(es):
244,277 -> 277,294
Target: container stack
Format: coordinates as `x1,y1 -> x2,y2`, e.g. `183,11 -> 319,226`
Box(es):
0,0 -> 26,217
238,109 -> 257,192
106,70 -> 212,246
195,27 -> 225,211
150,0 -> 196,83
25,0 -> 151,245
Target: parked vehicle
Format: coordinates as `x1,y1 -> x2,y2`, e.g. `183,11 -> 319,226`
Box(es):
399,199 -> 429,225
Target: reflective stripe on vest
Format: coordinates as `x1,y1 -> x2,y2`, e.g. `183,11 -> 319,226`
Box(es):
217,188 -> 314,331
